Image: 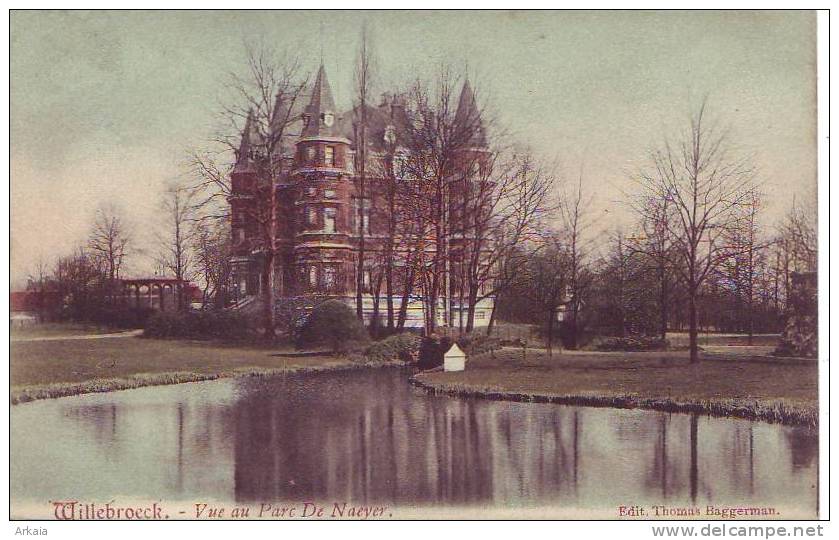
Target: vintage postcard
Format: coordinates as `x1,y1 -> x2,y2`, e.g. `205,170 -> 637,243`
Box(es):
7,8 -> 826,527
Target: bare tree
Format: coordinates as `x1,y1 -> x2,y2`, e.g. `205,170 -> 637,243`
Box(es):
718,189 -> 768,344
192,219 -> 232,310
634,101 -> 755,363
559,174 -> 594,349
353,24 -> 375,320
189,42 -> 309,339
626,193 -> 678,341
52,245 -> 107,321
88,205 -> 130,288
520,233 -> 570,356
779,191 -> 818,274
158,184 -> 195,276
400,67 -> 487,332
458,151 -> 556,332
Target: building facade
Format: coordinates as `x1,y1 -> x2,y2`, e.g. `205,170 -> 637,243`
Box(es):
228,64 -> 494,329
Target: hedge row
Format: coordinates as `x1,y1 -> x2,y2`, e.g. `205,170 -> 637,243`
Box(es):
144,310 -> 252,341
365,333 -> 422,363
594,335 -> 670,352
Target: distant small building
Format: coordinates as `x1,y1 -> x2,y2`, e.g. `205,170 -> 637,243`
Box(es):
444,343 -> 467,372
9,290 -> 61,326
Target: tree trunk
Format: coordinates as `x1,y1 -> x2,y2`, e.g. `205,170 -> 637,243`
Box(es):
660,263 -> 668,342
486,298 -> 497,336
356,196 -> 366,320
465,287 -> 478,333
371,273 -> 383,338
397,265 -> 415,330
688,286 -> 699,364
262,252 -> 276,341
546,308 -> 555,357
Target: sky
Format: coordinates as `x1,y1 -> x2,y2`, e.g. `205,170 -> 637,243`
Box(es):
10,10 -> 817,286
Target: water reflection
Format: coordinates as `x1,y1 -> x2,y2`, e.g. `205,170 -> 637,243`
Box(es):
11,368 -> 817,514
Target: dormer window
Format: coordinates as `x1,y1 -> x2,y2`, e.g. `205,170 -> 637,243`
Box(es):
323,112 -> 334,127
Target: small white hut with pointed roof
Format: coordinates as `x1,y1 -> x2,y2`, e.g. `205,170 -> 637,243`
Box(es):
444,343 -> 467,372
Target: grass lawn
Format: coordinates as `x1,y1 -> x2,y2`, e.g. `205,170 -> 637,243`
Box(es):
414,348 -> 817,426
10,336 -> 375,404
10,322 -> 119,340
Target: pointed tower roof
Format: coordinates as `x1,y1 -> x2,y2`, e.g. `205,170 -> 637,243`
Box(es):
234,109 -> 258,173
454,79 -> 487,148
302,64 -> 338,138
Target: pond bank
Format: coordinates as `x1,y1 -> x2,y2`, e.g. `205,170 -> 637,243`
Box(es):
10,335 -> 402,405
12,358 -> 403,405
411,348 -> 818,427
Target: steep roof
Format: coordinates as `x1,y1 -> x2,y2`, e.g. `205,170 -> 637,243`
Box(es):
234,109 -> 259,173
334,95 -> 412,153
454,79 -> 487,148
301,64 -> 338,138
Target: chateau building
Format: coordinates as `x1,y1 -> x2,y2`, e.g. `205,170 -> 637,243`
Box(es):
228,64 -> 494,328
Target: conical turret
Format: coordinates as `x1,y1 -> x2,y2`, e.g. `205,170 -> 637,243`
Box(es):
302,64 -> 338,138
454,79 -> 487,148
234,109 -> 259,172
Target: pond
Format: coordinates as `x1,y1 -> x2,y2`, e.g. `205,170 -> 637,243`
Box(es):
11,368 -> 818,518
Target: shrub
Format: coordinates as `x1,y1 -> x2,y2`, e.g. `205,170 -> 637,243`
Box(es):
594,335 -> 670,352
365,333 -> 422,363
296,300 -> 369,354
418,335 -> 453,370
457,334 -> 502,356
144,310 -> 251,341
90,305 -> 155,329
417,333 -> 502,370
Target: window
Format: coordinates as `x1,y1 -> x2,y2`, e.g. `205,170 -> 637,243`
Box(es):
308,207 -> 318,227
360,209 -> 370,235
324,146 -> 335,167
323,266 -> 337,289
353,199 -> 370,235
235,229 -> 245,243
362,269 -> 372,292
306,187 -> 317,197
309,266 -> 318,287
324,208 -> 337,233
324,189 -> 336,199
307,146 -> 316,162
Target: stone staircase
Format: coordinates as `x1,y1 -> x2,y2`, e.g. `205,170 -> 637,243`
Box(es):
228,295 -> 262,317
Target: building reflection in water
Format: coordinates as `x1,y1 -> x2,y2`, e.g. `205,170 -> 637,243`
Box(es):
11,368 -> 818,515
